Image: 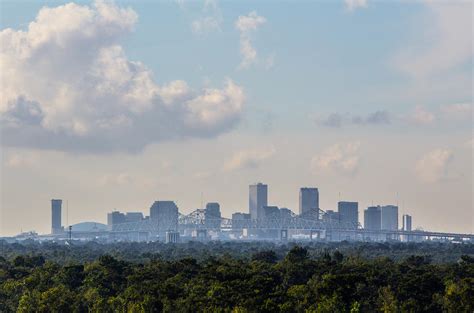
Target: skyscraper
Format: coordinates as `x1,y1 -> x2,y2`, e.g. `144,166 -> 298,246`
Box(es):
338,201 -> 359,228
299,187 -> 319,215
107,211 -> 126,230
381,205 -> 398,230
51,199 -> 63,234
364,206 -> 381,230
402,214 -> 412,231
249,183 -> 268,220
150,201 -> 179,234
205,202 -> 221,229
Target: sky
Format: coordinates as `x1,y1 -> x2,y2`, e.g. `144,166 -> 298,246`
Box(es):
0,0 -> 472,236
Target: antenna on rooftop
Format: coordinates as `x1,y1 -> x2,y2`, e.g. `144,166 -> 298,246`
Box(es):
201,192 -> 203,210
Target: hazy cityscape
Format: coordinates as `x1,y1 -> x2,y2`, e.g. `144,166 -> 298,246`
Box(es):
0,0 -> 472,311
6,182 -> 470,244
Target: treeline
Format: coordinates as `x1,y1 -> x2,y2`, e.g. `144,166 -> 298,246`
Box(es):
0,246 -> 473,312
2,240 -> 474,264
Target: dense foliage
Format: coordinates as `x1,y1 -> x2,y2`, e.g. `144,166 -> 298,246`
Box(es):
2,240 -> 473,264
0,241 -> 473,312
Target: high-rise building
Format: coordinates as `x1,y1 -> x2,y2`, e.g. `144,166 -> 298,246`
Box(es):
338,201 -> 359,228
263,206 -> 280,219
125,212 -> 144,223
323,210 -> 340,222
364,206 -> 381,230
150,201 -> 179,234
232,212 -> 251,229
51,199 -> 63,234
107,211 -> 126,230
402,214 -> 412,231
381,205 -> 398,230
205,202 -> 221,229
249,183 -> 268,220
299,187 -> 319,215
280,208 -> 293,219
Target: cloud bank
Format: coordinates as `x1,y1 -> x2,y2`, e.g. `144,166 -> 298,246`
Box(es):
0,0 -> 245,153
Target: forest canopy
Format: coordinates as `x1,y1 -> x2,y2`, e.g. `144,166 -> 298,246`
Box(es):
0,241 -> 473,312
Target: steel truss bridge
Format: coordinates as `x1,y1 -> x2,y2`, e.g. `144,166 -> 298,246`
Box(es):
110,208 -> 474,241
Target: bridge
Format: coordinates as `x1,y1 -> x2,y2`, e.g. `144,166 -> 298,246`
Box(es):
109,208 -> 474,242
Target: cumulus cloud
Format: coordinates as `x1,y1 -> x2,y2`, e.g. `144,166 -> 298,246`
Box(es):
408,106 -> 436,125
317,111 -> 391,128
311,142 -> 361,176
415,148 -> 453,183
224,146 -> 275,171
191,0 -> 222,34
235,11 -> 267,69
0,1 -> 245,153
344,0 -> 368,11
393,1 -> 471,79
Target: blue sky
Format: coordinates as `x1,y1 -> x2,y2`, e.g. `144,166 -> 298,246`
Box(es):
0,0 -> 472,235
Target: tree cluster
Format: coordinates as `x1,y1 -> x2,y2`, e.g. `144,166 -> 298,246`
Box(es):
0,244 -> 473,312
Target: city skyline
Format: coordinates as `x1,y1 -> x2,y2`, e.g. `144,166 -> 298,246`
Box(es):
1,0 -> 472,236
14,182 -> 444,236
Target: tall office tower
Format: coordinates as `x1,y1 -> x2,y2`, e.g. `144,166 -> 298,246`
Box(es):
381,205 -> 399,230
249,183 -> 268,220
107,211 -> 126,230
402,214 -> 412,231
51,199 -> 63,234
338,201 -> 359,228
205,202 -> 221,229
299,187 -> 319,215
150,201 -> 179,234
364,206 -> 381,230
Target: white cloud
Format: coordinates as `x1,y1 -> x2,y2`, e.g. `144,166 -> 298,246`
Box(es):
393,1 -> 472,79
0,0 -> 244,153
344,0 -> 367,11
224,146 -> 275,171
192,17 -> 221,34
409,105 -> 435,125
415,148 -> 453,183
311,142 -> 361,176
191,0 -> 222,34
235,11 -> 267,69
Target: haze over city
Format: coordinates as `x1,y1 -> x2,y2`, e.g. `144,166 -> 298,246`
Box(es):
1,0 -> 472,237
